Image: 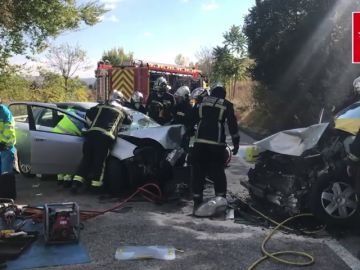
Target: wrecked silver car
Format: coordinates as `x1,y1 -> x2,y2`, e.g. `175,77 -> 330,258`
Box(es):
243,107 -> 360,226
10,102 -> 185,193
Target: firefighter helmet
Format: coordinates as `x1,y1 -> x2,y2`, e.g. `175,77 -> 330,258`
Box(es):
190,87 -> 208,101
353,76 -> 360,95
210,82 -> 226,99
174,86 -> 190,101
110,89 -> 126,104
131,90 -> 144,104
153,77 -> 170,93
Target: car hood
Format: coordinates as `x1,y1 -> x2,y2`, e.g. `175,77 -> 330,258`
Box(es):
254,123 -> 329,156
111,124 -> 185,160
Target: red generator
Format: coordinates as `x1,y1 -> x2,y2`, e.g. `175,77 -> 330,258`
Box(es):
44,202 -> 80,244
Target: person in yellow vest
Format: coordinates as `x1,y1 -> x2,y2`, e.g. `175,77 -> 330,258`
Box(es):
71,94 -> 132,193
52,109 -> 85,187
0,103 -> 17,199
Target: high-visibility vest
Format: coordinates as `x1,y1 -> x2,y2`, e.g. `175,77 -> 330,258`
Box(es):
0,105 -> 16,146
52,115 -> 82,136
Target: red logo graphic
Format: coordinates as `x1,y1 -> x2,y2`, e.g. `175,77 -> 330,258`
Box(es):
353,12 -> 360,63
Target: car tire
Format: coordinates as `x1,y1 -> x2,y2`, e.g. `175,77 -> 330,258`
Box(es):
309,172 -> 360,227
18,157 -> 35,178
104,157 -> 129,196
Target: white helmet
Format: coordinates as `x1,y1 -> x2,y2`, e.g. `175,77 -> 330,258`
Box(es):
353,76 -> 360,95
174,86 -> 190,101
131,90 -> 144,103
110,89 -> 125,104
153,77 -> 170,93
190,87 -> 208,100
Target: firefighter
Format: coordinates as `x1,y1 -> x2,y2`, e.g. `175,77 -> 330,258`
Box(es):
189,82 -> 240,212
146,77 -> 175,125
172,86 -> 192,125
0,102 -> 16,199
71,92 -> 132,193
126,90 -> 146,114
172,85 -> 193,151
52,109 -> 85,187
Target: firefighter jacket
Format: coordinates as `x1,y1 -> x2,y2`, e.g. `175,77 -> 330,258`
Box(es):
146,92 -> 175,125
190,96 -> 240,147
0,104 -> 16,148
172,101 -> 193,127
85,103 -> 131,140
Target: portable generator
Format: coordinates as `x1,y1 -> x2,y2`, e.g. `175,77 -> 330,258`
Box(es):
44,202 -> 80,244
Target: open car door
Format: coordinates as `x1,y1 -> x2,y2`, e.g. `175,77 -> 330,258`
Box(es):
10,103 -> 86,175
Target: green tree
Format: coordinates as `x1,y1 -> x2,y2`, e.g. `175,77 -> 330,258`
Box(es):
212,25 -> 249,98
31,70 -> 91,102
46,43 -> 91,92
0,66 -> 31,103
101,47 -> 134,66
0,0 -> 106,72
244,0 -> 360,128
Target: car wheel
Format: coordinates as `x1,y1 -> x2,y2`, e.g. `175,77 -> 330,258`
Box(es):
18,158 -> 35,178
104,157 -> 129,196
310,173 -> 360,227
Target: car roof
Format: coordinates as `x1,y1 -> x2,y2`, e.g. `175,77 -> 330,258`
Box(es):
56,102 -> 98,111
10,101 -> 58,107
11,101 -> 138,117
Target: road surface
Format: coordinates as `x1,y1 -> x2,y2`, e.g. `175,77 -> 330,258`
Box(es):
7,131 -> 360,270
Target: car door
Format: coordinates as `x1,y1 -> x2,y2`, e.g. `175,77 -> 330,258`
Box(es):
29,105 -> 85,174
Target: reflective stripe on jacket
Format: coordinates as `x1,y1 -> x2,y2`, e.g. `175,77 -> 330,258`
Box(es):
87,104 -> 125,140
192,96 -> 239,146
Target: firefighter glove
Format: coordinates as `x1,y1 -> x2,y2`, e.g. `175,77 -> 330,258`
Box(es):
232,144 -> 239,156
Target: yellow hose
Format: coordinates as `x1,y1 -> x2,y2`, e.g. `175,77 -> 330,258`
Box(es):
247,213 -> 315,270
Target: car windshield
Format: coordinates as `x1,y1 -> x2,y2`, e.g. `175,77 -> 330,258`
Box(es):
335,102 -> 360,119
122,110 -> 160,131
56,102 -> 160,131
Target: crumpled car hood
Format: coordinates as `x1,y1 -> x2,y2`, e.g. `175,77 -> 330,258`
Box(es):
255,123 -> 329,156
111,124 -> 185,160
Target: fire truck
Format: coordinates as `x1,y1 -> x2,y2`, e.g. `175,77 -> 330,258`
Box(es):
95,60 -> 204,102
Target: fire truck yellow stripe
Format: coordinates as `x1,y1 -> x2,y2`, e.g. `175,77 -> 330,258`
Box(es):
111,69 -> 134,100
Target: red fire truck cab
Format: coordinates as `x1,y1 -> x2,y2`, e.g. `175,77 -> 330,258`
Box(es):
95,60 -> 204,103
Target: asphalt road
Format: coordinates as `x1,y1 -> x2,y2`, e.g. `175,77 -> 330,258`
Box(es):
8,137 -> 359,270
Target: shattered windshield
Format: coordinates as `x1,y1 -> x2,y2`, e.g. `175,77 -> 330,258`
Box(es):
121,111 -> 160,131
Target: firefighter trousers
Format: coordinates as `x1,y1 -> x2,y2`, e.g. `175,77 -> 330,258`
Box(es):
76,131 -> 114,187
191,143 -> 226,203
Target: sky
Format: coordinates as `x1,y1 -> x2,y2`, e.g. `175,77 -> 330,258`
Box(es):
11,0 -> 255,78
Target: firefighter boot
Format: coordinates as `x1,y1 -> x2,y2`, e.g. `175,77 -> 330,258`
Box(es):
71,175 -> 85,194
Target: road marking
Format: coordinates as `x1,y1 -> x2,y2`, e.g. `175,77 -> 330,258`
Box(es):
326,239 -> 360,270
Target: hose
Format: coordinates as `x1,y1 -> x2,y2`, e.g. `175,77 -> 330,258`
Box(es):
248,213 -> 315,270
227,192 -> 321,269
80,183 -> 162,220
23,183 -> 162,222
